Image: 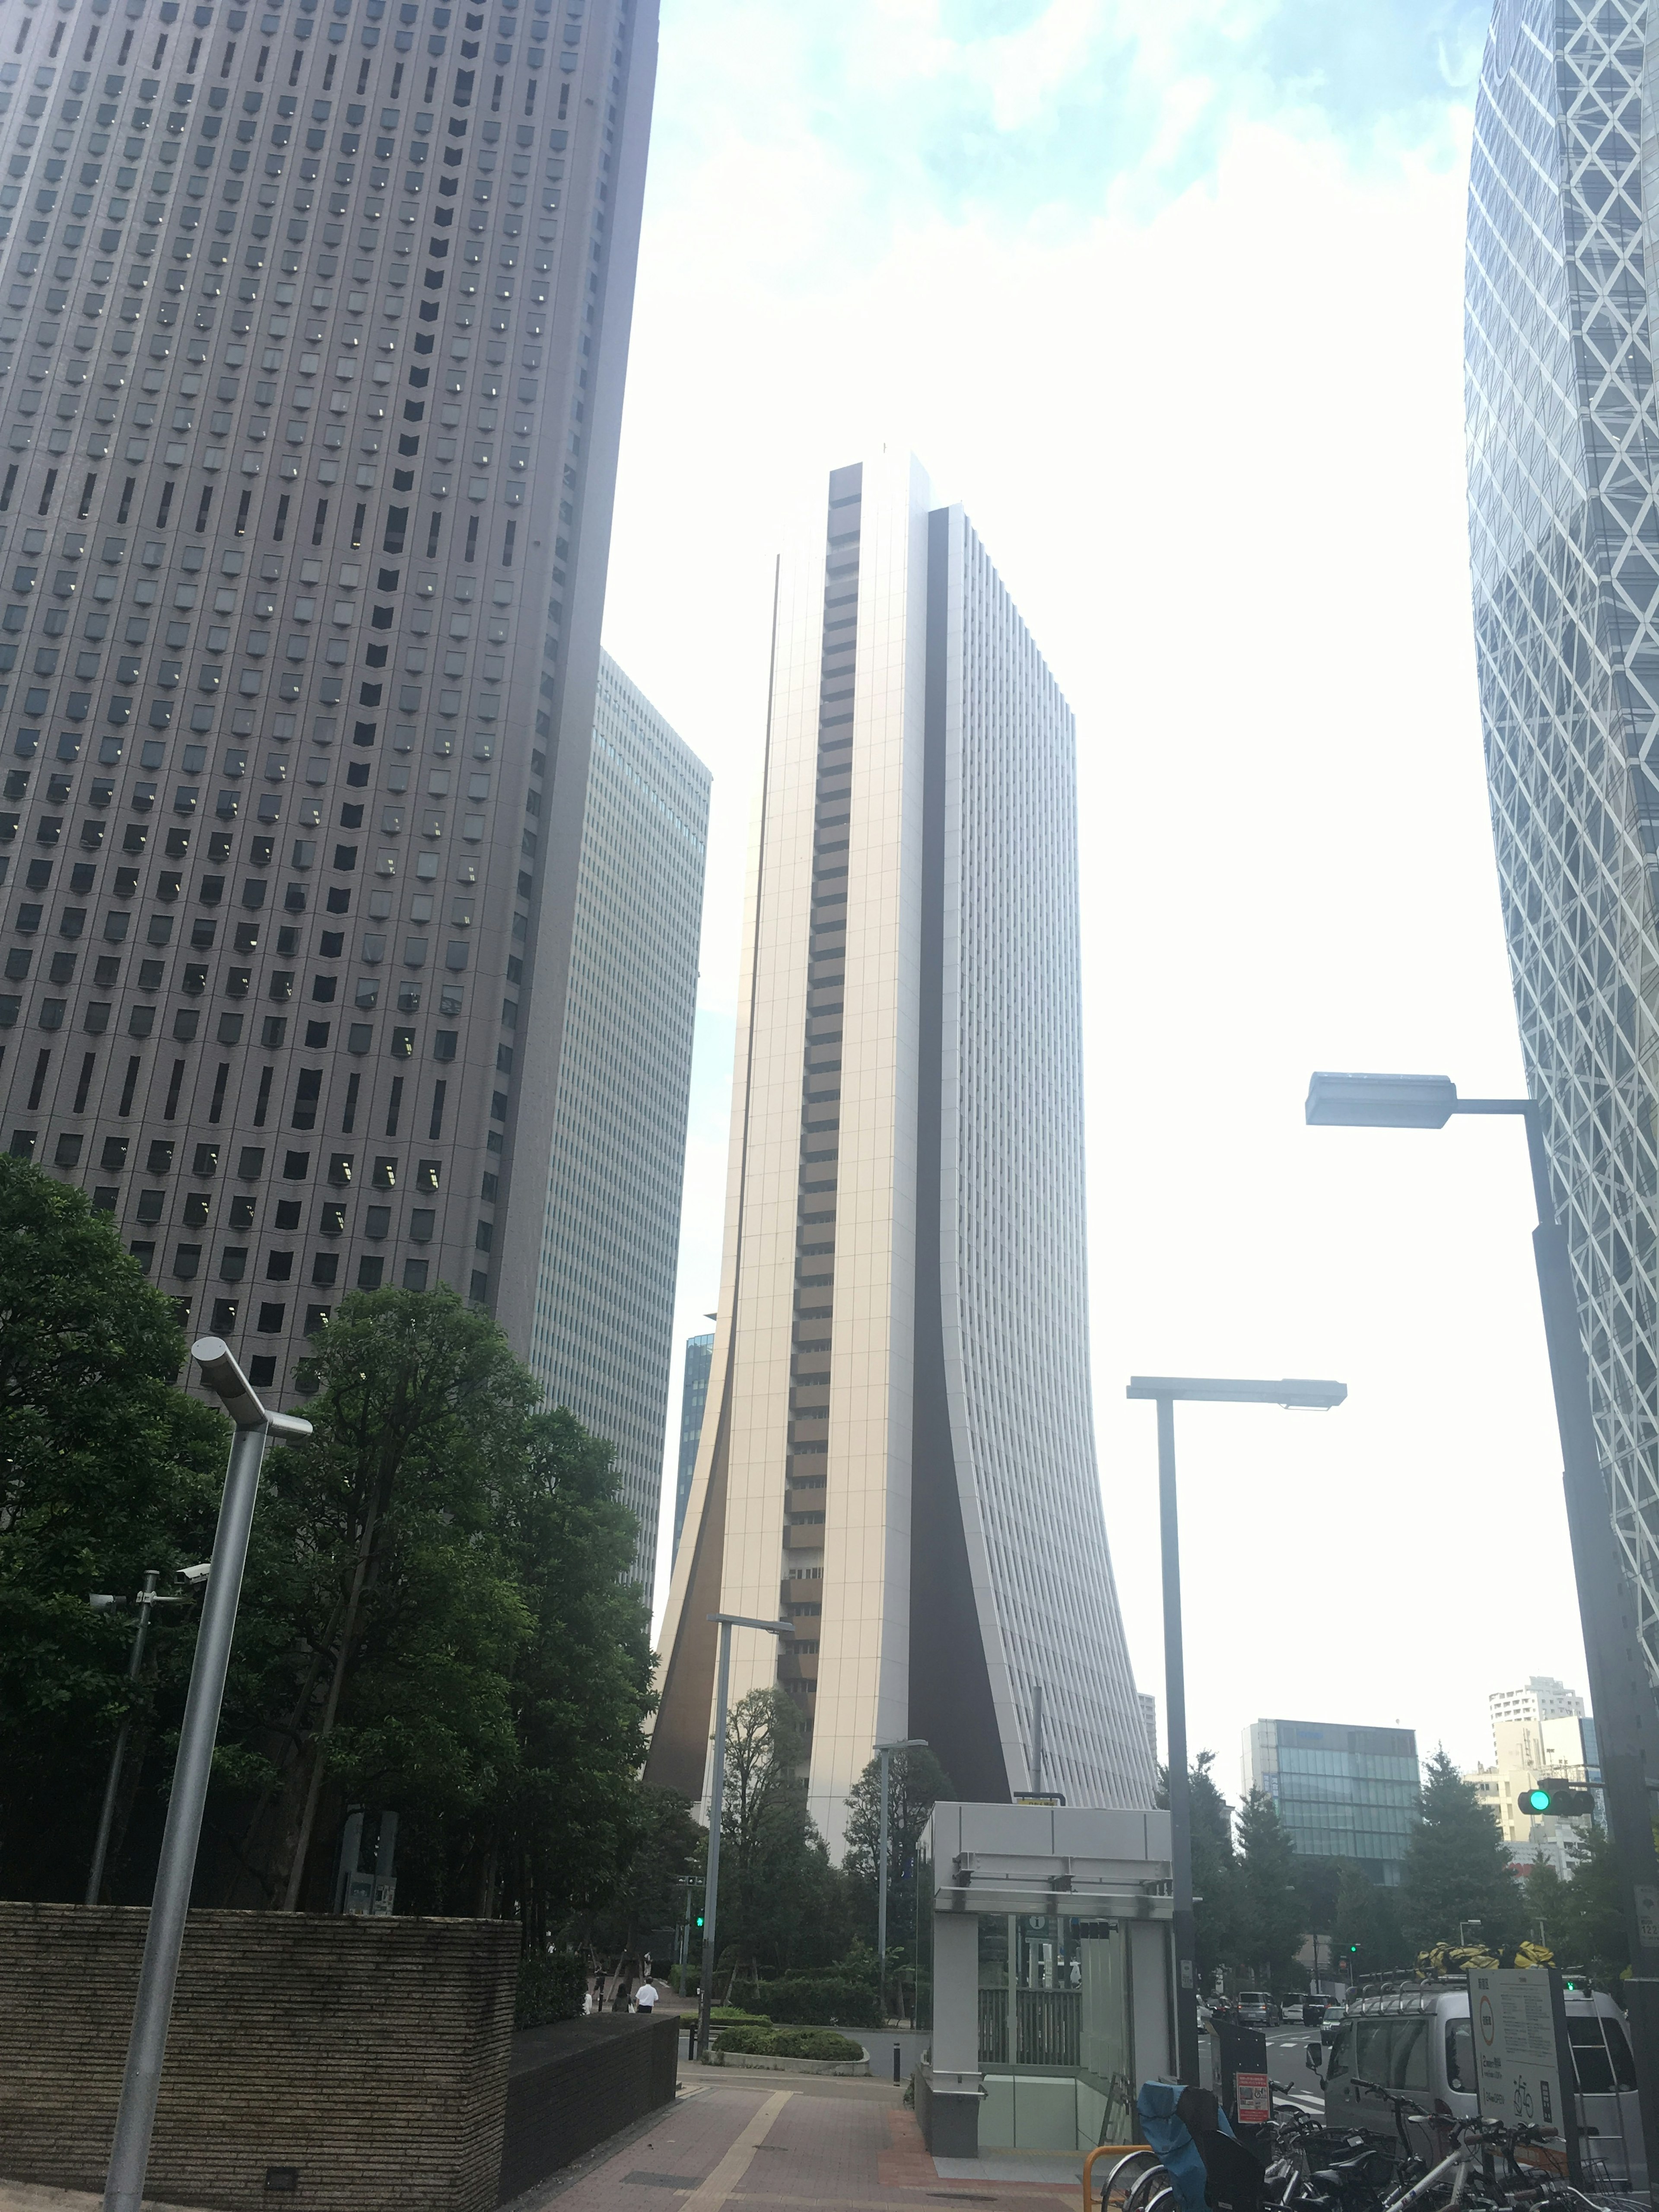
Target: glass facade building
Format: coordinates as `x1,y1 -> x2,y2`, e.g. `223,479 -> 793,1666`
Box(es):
1243,1719 -> 1420,1887
1465,0 -> 1659,1696
671,1324 -> 712,1561
0,0 -> 658,1395
528,652 -> 707,1592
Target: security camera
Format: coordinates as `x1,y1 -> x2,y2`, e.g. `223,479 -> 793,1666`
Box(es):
87,1593 -> 125,1611
177,1562 -> 213,1586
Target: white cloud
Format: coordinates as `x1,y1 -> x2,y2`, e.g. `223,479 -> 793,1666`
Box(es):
616,5 -> 1584,1792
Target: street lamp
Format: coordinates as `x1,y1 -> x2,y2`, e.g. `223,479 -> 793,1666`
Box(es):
875,1736 -> 927,2026
1307,1068 -> 1659,2177
84,1569 -> 205,1906
102,1341 -> 311,2212
696,1611 -> 794,2061
1127,1373 -> 1347,2087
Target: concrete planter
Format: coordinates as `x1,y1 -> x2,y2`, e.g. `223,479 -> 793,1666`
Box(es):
700,2047 -> 870,2077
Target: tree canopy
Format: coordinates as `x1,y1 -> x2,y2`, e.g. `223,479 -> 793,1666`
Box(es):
1398,1748 -> 1526,1957
0,1157 -> 225,1899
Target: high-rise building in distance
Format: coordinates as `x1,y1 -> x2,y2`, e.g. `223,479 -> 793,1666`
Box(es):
1466,3 -> 1659,1695
1487,1677 -> 1585,1753
672,1324 -> 712,1563
0,0 -> 657,1395
1242,1719 -> 1420,1887
647,451 -> 1152,1850
528,652 -> 708,1592
1138,1691 -> 1157,1774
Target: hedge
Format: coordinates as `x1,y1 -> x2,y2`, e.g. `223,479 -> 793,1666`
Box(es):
759,1975 -> 881,2028
515,1949 -> 588,2028
715,2024 -> 866,2061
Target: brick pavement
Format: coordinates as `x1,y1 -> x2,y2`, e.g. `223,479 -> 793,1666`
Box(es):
534,2079 -> 1079,2212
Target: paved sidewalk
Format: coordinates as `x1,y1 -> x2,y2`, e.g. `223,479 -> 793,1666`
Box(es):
531,2079 -> 1080,2212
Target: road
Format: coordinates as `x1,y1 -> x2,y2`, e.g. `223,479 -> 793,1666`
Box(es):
1266,2022 -> 1328,2112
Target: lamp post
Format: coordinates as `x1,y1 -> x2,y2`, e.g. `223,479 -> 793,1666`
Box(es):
1306,1068 -> 1659,2191
102,1341 -> 311,2212
696,1611 -> 794,2061
875,1736 -> 927,2026
1127,1374 -> 1348,2087
86,1571 -> 178,1907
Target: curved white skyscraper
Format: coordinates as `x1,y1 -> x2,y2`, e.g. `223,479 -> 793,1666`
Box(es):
647,452 -> 1150,1849
1466,1 -> 1659,1699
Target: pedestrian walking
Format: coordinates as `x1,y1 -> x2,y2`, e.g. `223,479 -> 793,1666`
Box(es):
635,1979 -> 658,2013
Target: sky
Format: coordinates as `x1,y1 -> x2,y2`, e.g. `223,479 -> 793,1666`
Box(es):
597,0 -> 1589,1806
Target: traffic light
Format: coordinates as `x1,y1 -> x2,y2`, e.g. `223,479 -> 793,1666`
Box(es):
1521,1779 -> 1595,1816
695,1912 -> 704,1929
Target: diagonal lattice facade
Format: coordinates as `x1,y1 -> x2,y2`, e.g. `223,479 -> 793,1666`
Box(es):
1466,0 -> 1659,1694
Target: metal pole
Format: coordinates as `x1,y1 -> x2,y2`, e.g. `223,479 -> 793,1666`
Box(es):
102,1341 -> 310,2212
1158,1393 -> 1199,2085
878,1745 -> 890,2026
86,1571 -> 160,1907
1519,1103 -> 1659,2199
696,1617 -> 732,2061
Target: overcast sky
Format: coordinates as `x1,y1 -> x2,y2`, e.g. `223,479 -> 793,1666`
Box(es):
597,0 -> 1583,1806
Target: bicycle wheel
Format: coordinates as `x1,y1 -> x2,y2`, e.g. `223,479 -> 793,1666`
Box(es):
1124,2162 -> 1173,2212
1101,2152 -> 1161,2211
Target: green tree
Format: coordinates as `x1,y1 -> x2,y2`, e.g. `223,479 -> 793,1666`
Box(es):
712,1687 -> 844,1983
842,1743 -> 953,1995
1556,1825 -> 1628,1975
1398,1748 -> 1525,1957
575,1785 -> 702,1970
0,1158 -> 224,1901
1235,1788 -> 1304,1990
1159,1751 -> 1243,1987
1332,1861 -> 1410,1978
1522,1855 -> 1569,1951
205,1288 -> 655,1932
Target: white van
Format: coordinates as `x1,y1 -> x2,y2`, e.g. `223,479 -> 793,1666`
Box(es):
1321,1977 -> 1645,2192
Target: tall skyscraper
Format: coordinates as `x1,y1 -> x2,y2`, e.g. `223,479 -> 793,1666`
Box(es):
1242,1719 -> 1421,1887
647,451 -> 1151,1850
528,652 -> 707,1592
671,1323 -> 712,1562
1466,5 -> 1659,1699
0,0 -> 657,1395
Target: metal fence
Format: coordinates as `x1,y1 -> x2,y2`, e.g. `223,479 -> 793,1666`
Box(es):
976,1988 -> 1081,2067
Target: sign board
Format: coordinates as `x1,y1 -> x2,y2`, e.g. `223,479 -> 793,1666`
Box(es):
1467,1967 -> 1579,2182
1635,1885 -> 1659,1946
1234,2072 -> 1270,2125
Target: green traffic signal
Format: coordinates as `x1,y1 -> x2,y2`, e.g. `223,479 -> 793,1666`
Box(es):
1522,1779 -> 1595,1817
696,1913 -> 705,1929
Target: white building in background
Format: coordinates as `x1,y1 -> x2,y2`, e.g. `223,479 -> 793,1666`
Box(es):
1489,1678 -> 1586,1747
527,654 -> 709,1592
1139,1693 -> 1158,1773
645,451 -> 1152,1850
1471,1699 -> 1600,1859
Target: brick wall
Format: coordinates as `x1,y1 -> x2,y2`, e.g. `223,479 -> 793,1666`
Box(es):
498,2012 -> 681,2202
0,1903 -> 519,2212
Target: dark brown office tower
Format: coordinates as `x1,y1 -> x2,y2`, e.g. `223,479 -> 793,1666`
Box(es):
0,0 -> 656,1391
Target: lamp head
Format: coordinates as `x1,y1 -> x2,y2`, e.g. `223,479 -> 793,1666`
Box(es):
1305,1071 -> 1458,1130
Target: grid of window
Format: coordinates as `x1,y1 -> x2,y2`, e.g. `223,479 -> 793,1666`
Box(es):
0,0 -> 649,1392
1466,0 -> 1659,1696
938,501 -> 1152,1813
527,648 -> 707,1590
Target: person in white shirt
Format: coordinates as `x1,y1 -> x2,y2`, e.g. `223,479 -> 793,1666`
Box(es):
634,1980 -> 658,2012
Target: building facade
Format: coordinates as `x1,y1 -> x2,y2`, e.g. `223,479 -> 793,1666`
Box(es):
0,0 -> 657,1392
1139,1691 -> 1157,1774
647,451 -> 1152,1852
1488,1677 -> 1585,1747
1242,1719 -> 1420,1887
527,652 -> 707,1592
1472,1710 -> 1600,1854
1465,0 -> 1659,1703
671,1323 -> 712,1562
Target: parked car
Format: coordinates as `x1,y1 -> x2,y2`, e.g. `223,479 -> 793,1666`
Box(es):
1236,1990 -> 1281,2026
1320,1980 -> 1644,2191
1319,2001 -> 1345,2047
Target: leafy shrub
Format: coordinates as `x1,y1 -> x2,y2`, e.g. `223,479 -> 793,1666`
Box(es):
714,2024 -> 865,2062
515,1949 -> 587,2028
710,2004 -> 771,2027
761,1975 -> 881,2027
